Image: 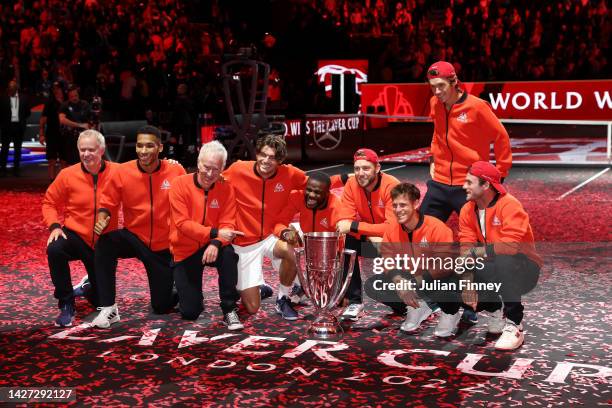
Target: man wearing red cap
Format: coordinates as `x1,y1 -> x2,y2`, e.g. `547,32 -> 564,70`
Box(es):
434,161 -> 541,350
423,60 -> 512,324
336,148 -> 399,320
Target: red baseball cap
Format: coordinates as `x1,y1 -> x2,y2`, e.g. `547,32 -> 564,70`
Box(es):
426,61 -> 457,80
354,148 -> 379,164
469,161 -> 507,195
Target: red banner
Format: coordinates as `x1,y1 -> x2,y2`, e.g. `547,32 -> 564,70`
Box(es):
361,80 -> 612,120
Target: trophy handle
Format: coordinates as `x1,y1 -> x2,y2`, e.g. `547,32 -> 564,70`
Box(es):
328,249 -> 356,309
294,247 -> 313,300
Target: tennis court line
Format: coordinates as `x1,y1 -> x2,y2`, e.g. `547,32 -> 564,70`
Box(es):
305,164 -> 344,173
556,167 -> 610,200
382,165 -> 406,173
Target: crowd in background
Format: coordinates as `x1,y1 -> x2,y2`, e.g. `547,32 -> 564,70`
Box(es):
0,0 -> 609,122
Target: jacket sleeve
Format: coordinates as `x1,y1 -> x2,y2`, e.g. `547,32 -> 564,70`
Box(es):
98,170 -> 122,217
42,172 -> 67,230
290,165 -> 308,190
273,190 -> 301,237
480,103 -> 512,178
354,182 -> 396,237
216,184 -> 238,246
458,205 -> 480,254
169,180 -> 214,243
491,201 -> 530,256
429,98 -> 440,159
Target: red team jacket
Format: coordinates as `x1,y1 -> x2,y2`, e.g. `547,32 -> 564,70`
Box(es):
336,173 -> 400,237
430,92 -> 512,186
273,190 -> 342,235
99,160 -> 186,251
458,193 -> 542,267
224,161 -> 343,246
169,173 -> 237,262
42,161 -> 118,248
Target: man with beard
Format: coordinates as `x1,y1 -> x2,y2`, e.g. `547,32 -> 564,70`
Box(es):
451,161 -> 541,350
224,135 -> 343,320
421,61 -> 512,325
274,172 -> 343,304
335,148 -> 399,320
42,130 -> 117,326
91,125 -> 186,328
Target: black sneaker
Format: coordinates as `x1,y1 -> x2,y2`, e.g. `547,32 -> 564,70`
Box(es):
55,303 -> 75,327
275,296 -> 298,320
223,310 -> 244,331
259,283 -> 273,300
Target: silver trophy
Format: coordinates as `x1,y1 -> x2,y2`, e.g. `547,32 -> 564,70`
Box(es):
295,232 -> 357,339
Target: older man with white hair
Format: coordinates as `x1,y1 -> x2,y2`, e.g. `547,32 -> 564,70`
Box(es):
169,141 -> 245,330
42,130 -> 118,327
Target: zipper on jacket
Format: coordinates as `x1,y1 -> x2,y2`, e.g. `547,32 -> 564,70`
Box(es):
260,179 -> 266,240
311,208 -> 317,232
445,109 -> 454,184
148,175 -> 154,248
201,190 -> 208,248
92,174 -> 99,247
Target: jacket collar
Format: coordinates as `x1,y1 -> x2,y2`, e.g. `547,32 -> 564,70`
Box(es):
137,159 -> 162,174
253,162 -> 278,180
193,172 -> 215,191
401,211 -> 424,233
81,160 -> 107,175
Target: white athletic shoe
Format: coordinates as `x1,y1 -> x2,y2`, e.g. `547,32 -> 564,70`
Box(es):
223,310 -> 244,331
495,321 -> 524,350
434,310 -> 461,337
400,300 -> 433,333
341,303 -> 364,321
487,309 -> 506,334
92,304 -> 120,328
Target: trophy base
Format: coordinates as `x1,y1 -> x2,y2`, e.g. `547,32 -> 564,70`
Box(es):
308,311 -> 343,340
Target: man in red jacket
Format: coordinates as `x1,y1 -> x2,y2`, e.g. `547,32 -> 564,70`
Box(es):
422,60 -> 512,325
169,141 -> 244,330
438,161 -> 541,350
91,125 -> 186,328
370,182 -> 454,333
42,130 -> 117,327
223,135 -> 307,321
335,148 -> 399,320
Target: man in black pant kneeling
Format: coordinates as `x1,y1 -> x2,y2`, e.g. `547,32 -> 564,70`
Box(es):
169,141 -> 244,330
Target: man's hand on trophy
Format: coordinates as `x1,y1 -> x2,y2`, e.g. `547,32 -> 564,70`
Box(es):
280,227 -> 302,246
336,220 -> 352,235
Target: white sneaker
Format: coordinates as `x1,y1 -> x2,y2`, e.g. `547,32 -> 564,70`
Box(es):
400,300 -> 433,333
434,310 -> 461,337
223,310 -> 244,331
341,303 -> 364,321
495,321 -> 524,350
487,309 -> 506,334
92,304 -> 120,328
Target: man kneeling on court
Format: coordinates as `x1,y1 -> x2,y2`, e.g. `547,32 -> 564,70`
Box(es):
169,141 -> 244,329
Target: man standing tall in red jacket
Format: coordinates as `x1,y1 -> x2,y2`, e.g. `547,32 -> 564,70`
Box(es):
422,60 -> 512,324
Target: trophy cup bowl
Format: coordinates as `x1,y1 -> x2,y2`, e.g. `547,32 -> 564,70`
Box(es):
295,232 -> 356,339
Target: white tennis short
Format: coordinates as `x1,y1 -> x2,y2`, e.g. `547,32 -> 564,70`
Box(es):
233,234 -> 282,291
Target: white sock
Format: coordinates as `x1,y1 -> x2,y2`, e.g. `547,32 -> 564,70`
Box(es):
278,284 -> 291,300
